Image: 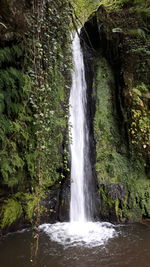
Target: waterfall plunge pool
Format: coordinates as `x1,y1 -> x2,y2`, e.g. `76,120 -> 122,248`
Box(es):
0,222 -> 150,267
39,221 -> 116,247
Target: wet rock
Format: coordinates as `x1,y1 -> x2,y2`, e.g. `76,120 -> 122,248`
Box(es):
58,179 -> 70,222
98,183 -> 127,223
81,5 -> 150,223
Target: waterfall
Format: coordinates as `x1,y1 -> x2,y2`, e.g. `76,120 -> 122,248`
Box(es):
39,32 -> 116,247
69,31 -> 92,222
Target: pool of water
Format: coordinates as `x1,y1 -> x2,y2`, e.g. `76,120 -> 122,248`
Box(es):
0,222 -> 150,267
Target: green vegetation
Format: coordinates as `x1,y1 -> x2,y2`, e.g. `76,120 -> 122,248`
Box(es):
70,0 -> 99,23
94,57 -> 127,184
0,0 -> 150,229
129,84 -> 150,157
92,2 -> 150,221
100,179 -> 150,222
100,0 -> 150,9
1,199 -> 23,228
0,193 -> 40,227
0,0 -> 72,229
94,57 -> 146,185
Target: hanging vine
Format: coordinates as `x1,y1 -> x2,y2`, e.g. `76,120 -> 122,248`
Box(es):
0,0 -> 72,237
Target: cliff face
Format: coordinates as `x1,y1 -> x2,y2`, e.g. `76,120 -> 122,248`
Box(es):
0,0 -> 72,233
81,5 -> 150,222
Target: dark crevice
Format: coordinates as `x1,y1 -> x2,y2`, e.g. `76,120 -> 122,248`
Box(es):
80,33 -> 98,219
81,16 -> 130,153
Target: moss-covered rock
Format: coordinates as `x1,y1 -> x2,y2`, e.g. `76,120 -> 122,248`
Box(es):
93,55 -> 149,222
81,4 -> 150,222
1,198 -> 23,228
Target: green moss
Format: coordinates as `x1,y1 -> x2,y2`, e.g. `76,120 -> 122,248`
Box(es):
1,199 -> 23,228
94,56 -> 149,222
23,194 -> 38,222
94,57 -> 129,184
128,83 -> 150,159
99,181 -> 150,222
70,0 -> 99,22
0,193 -> 42,228
129,180 -> 150,217
0,0 -> 72,228
100,0 -> 149,10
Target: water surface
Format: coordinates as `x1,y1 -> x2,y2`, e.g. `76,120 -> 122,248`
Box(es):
0,223 -> 150,267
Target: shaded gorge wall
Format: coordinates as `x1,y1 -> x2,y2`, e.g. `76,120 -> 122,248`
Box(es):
81,5 -> 150,223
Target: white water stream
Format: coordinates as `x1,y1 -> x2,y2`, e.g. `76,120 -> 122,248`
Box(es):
39,31 -> 117,247
69,31 -> 88,222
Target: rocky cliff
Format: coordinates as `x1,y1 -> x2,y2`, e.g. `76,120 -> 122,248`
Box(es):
81,5 -> 150,222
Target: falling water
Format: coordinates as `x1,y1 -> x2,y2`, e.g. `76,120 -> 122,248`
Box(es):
69,31 -> 92,222
39,31 -> 117,247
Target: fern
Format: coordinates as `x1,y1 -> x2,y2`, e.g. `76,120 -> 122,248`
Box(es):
1,159 -> 12,182
24,194 -> 38,222
1,199 -> 23,228
0,45 -> 23,67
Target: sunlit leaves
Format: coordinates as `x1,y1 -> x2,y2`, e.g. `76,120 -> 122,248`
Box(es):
129,84 -> 150,153
70,0 -> 99,22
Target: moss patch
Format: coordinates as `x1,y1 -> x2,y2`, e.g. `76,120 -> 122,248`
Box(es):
1,199 -> 23,228
93,55 -> 149,222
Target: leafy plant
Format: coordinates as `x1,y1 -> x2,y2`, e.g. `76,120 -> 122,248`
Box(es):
1,199 -> 23,228
129,84 -> 150,155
